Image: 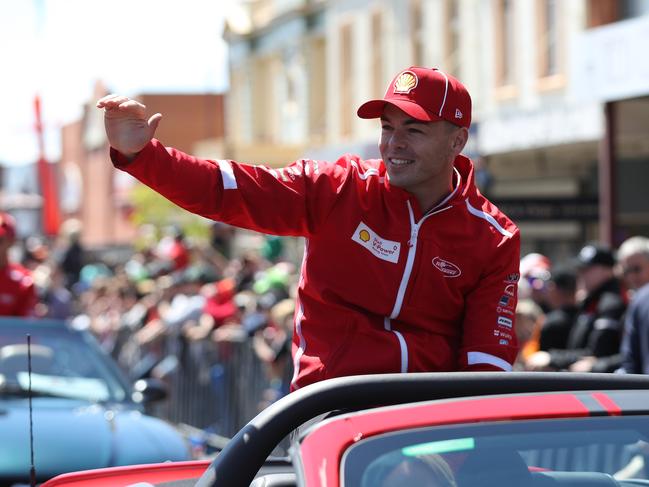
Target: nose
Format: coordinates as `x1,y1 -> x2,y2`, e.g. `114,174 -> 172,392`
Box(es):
386,128 -> 408,150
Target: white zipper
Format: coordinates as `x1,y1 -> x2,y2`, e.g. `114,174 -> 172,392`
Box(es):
390,202 -> 420,319
386,200 -> 453,373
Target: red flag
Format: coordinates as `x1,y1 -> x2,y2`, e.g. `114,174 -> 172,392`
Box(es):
34,95 -> 61,236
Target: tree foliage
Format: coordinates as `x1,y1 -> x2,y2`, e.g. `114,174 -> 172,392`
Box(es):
128,183 -> 210,244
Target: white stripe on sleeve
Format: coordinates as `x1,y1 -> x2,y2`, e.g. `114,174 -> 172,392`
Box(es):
465,200 -> 513,238
467,351 -> 513,371
217,159 -> 237,190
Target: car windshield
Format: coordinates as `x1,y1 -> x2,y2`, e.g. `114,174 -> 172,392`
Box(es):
342,415 -> 649,487
0,323 -> 129,403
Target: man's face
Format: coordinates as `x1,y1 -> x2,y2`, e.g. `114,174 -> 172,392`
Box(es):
621,253 -> 649,291
577,265 -> 613,294
379,105 -> 463,205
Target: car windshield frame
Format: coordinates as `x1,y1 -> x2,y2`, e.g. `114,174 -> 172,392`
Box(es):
0,319 -> 132,403
341,415 -> 649,487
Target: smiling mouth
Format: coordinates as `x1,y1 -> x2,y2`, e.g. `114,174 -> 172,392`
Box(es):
389,158 -> 415,166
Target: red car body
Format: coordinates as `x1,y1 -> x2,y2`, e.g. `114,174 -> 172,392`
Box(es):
41,372 -> 649,487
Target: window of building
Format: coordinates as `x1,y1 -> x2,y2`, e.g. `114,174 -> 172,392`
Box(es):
252,57 -> 272,142
410,0 -> 424,67
494,0 -> 517,96
537,0 -> 558,77
443,0 -> 461,77
536,0 -> 565,91
340,22 -> 353,137
230,68 -> 245,143
587,0 -> 619,27
370,10 -> 385,99
308,36 -> 326,142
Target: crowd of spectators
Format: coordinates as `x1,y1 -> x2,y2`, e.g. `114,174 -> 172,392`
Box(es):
515,237 -> 649,375
5,215 -> 300,433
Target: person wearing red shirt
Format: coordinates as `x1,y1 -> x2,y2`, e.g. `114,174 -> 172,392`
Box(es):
0,213 -> 37,317
97,67 -> 521,390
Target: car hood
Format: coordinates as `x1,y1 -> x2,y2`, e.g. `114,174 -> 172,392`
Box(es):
0,398 -> 189,482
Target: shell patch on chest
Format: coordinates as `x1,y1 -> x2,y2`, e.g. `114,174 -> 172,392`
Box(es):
352,222 -> 401,264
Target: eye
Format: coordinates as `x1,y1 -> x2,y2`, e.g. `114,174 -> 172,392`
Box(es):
408,127 -> 424,134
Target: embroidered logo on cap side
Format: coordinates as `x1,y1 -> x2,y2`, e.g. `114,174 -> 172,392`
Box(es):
393,71 -> 418,94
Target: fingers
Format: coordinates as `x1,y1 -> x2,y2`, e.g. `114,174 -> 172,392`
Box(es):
148,113 -> 163,131
96,94 -> 132,108
96,94 -> 147,116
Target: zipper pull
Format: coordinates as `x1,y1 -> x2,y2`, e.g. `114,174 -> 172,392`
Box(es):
408,226 -> 419,247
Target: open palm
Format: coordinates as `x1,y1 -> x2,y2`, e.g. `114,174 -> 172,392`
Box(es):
96,95 -> 162,158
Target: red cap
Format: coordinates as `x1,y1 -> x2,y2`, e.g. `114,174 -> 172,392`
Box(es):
357,67 -> 471,128
0,213 -> 16,240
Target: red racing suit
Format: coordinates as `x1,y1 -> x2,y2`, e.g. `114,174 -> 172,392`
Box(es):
112,140 -> 521,390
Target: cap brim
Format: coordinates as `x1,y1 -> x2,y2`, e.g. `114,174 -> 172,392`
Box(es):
357,99 -> 443,122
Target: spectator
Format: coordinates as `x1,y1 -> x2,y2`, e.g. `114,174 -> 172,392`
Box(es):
0,212 -> 37,317
526,243 -> 626,373
209,222 -> 235,260
253,298 -> 295,408
155,225 -> 191,273
618,236 -> 649,296
184,277 -> 240,342
36,264 -> 75,320
58,218 -> 85,289
519,252 -> 552,312
617,236 -> 649,374
538,264 -> 578,352
514,299 -> 544,370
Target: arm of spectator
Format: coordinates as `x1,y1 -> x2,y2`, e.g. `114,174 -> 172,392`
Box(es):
252,332 -> 276,363
184,314 -> 215,341
619,300 -> 641,374
212,323 -> 247,343
134,318 -> 167,345
590,352 -> 623,373
546,348 -> 591,371
195,245 -> 229,275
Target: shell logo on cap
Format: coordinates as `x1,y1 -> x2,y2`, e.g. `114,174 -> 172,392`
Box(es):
393,71 -> 418,94
359,229 -> 371,242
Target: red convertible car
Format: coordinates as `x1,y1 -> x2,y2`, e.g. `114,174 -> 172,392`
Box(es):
42,372 -> 649,486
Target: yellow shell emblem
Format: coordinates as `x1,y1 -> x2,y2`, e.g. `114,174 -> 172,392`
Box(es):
359,229 -> 371,242
393,71 -> 418,94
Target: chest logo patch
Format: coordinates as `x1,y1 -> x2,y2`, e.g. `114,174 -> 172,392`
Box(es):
352,222 -> 401,264
432,257 -> 462,278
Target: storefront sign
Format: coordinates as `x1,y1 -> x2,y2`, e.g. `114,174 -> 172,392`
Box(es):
571,15 -> 649,102
478,103 -> 603,155
493,198 -> 599,222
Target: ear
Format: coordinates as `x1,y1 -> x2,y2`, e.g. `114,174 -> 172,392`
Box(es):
452,127 -> 469,154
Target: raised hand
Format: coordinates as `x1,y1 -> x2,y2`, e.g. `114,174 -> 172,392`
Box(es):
96,95 -> 162,160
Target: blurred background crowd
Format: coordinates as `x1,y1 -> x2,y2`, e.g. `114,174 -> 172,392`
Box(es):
2,212 -> 302,441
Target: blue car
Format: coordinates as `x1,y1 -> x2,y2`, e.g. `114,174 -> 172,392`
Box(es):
0,318 -> 190,486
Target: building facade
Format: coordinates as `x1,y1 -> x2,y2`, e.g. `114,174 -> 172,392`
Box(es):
225,0 -> 649,263
59,84 -> 225,249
